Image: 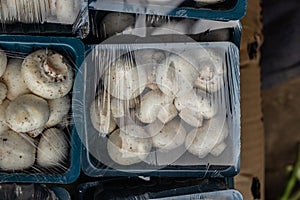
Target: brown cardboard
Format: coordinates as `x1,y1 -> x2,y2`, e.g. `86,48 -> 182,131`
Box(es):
234,0 -> 265,199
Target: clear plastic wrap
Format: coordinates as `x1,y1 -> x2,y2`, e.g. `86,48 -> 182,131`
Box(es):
155,190 -> 243,200
76,177 -> 230,200
0,0 -> 89,38
0,183 -> 70,200
74,41 -> 240,177
0,35 -> 84,183
88,0 -> 247,21
84,10 -> 242,47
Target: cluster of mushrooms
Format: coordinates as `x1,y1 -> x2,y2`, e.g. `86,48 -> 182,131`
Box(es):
0,0 -> 81,24
0,48 -> 72,171
90,48 -> 229,166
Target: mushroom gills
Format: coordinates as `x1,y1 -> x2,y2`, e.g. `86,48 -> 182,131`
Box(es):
21,49 -> 73,99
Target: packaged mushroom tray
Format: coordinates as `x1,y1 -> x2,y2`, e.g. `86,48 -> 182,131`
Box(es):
88,0 -> 247,21
74,41 -> 240,177
0,0 -> 89,38
76,177 -> 231,200
85,10 -> 241,47
0,35 -> 84,183
0,183 -> 70,200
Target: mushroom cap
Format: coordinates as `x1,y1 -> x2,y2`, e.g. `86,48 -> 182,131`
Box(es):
27,127 -> 44,138
0,49 -> 7,77
136,90 -> 174,124
101,12 -> 135,38
37,128 -> 69,168
21,49 -> 74,99
0,99 -> 9,133
1,59 -> 31,100
156,53 -> 198,97
0,82 -> 7,104
152,119 -> 186,151
175,89 -> 218,120
90,93 -> 117,135
104,58 -> 147,100
0,130 -> 36,170
194,53 -> 225,92
107,125 -> 152,166
6,94 -> 50,133
45,95 -> 70,127
185,119 -> 228,158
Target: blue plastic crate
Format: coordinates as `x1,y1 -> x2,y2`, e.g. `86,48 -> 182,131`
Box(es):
88,0 -> 247,21
0,35 -> 84,184
74,41 -> 241,178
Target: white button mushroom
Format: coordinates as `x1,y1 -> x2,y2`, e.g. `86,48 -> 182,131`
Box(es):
152,119 -> 186,151
27,127 -> 44,138
194,54 -> 225,93
90,93 -> 117,135
135,90 -> 177,124
45,95 -> 70,127
5,94 -> 50,133
134,49 -> 166,90
21,49 -> 74,99
0,49 -> 7,77
107,125 -> 152,166
104,58 -> 148,101
175,89 -> 218,127
0,99 -> 9,133
156,53 -> 199,97
0,130 -> 36,171
1,59 -> 31,100
100,12 -> 135,38
37,128 -> 68,168
185,118 -> 229,158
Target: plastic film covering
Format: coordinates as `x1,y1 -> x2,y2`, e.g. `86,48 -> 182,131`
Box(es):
88,0 -> 247,21
0,183 -> 70,200
76,177 -> 229,200
74,41 -> 240,177
0,0 -> 89,38
0,35 -> 84,183
84,10 -> 242,47
155,190 -> 243,200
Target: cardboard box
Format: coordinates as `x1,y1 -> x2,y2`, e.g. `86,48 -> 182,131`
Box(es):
234,0 -> 265,199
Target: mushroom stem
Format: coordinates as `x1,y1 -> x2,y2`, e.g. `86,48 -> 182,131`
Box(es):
43,53 -> 68,81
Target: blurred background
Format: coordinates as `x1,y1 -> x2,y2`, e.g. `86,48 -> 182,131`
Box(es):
260,0 -> 300,199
